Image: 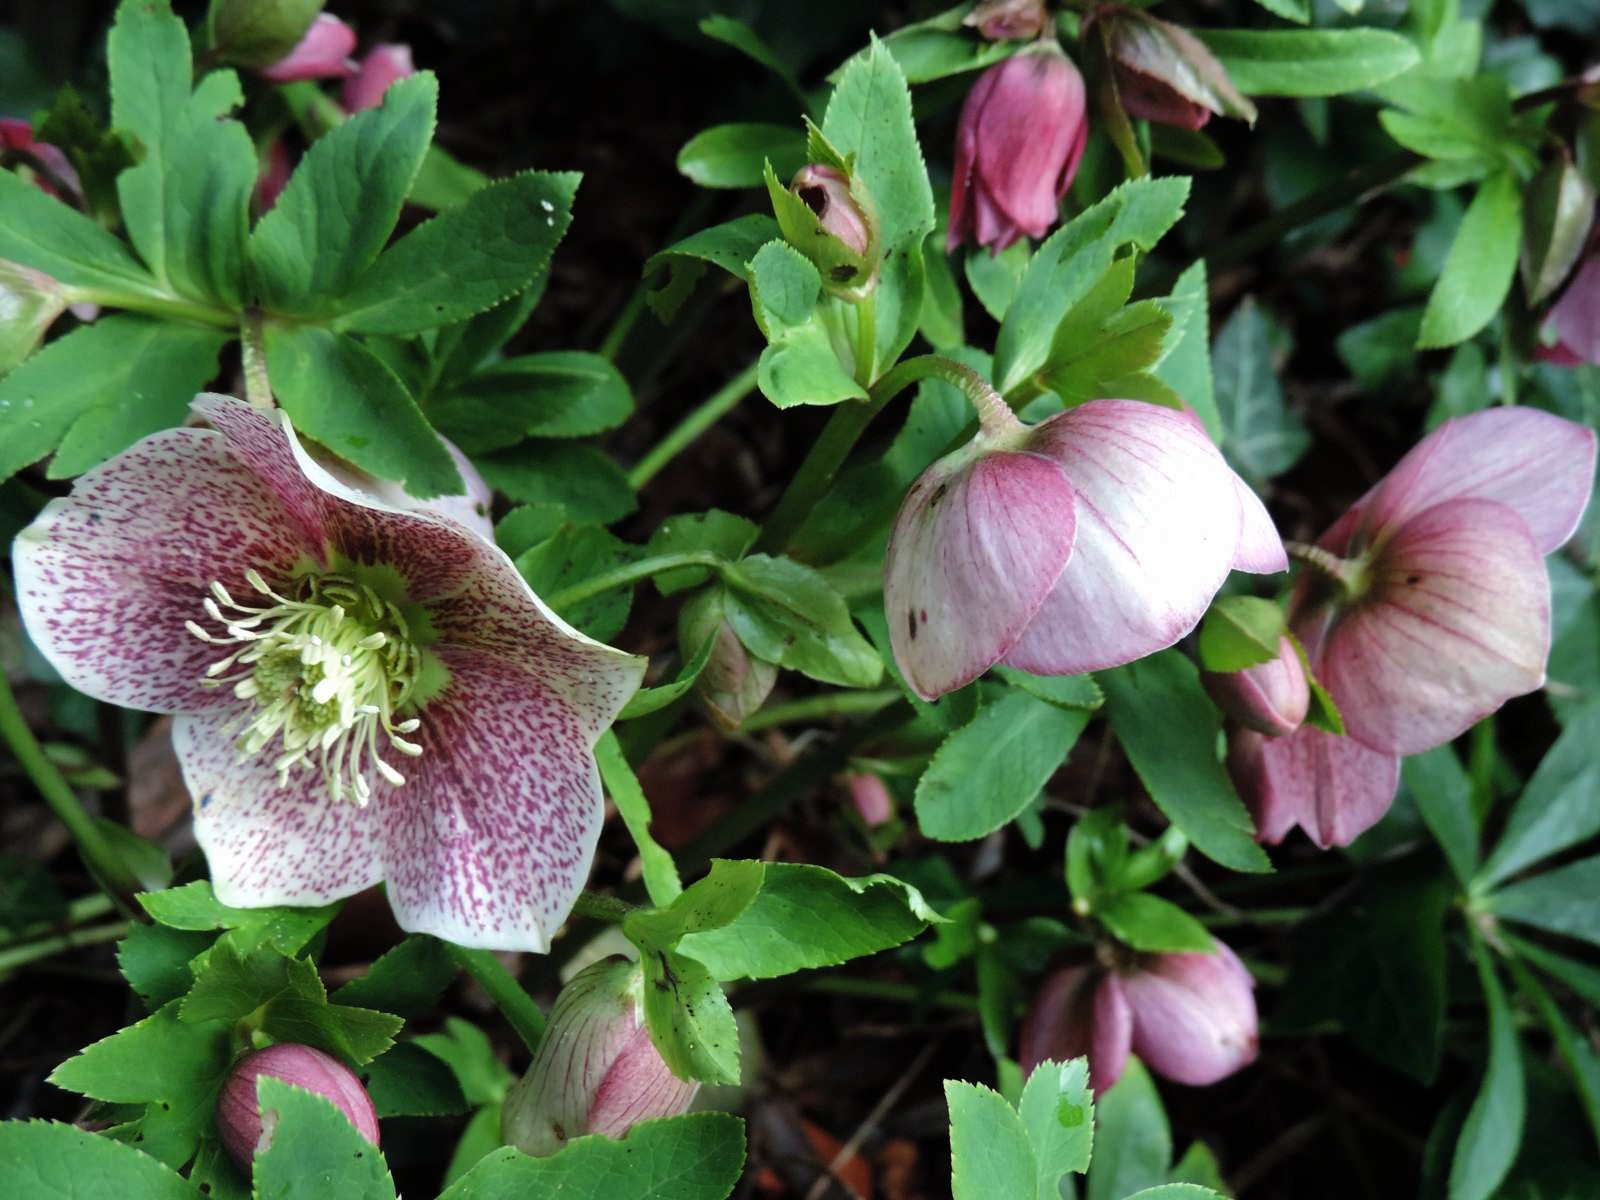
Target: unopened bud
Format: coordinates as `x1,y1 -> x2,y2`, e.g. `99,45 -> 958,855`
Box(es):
502,957 -> 697,1157
767,160 -> 882,301
216,1044 -> 379,1169
0,260 -> 67,373
1090,5 -> 1256,130
680,587 -> 777,730
1201,635 -> 1310,738
845,772 -> 894,828
964,0 -> 1048,41
258,13 -> 357,82
343,44 -> 416,113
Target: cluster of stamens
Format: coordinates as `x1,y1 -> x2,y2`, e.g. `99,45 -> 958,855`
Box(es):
187,570 -> 424,805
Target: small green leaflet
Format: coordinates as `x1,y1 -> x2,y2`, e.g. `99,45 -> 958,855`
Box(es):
947,1059 -> 1094,1200
138,881 -> 338,955
624,859 -> 764,951
644,214 -> 778,321
1196,28 -> 1420,97
1418,172 -> 1522,350
597,731 -> 683,907
640,948 -> 741,1085
721,555 -> 882,687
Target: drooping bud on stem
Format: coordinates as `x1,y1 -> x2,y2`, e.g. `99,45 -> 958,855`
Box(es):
767,153 -> 883,301
216,1044 -> 379,1168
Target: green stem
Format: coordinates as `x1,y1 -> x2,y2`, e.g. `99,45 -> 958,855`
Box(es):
445,944 -> 546,1054
61,286 -> 236,330
738,689 -> 900,733
853,296 -> 877,388
627,361 -> 760,489
1197,906 -> 1310,928
240,310 -> 272,408
571,890 -> 636,924
544,551 -> 726,611
0,921 -> 129,974
0,669 -> 144,915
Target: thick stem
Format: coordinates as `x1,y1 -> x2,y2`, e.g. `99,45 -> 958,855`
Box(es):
445,943 -> 547,1054
240,310 -> 273,408
544,551 -> 727,611
0,669 -> 144,916
1284,541 -> 1367,598
853,295 -> 878,388
0,921 -> 129,974
627,361 -> 760,488
738,688 -> 900,733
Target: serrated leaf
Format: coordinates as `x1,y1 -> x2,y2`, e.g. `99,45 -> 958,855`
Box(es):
412,1016 -> 513,1107
475,442 -> 636,523
992,667 -> 1104,711
0,169 -> 161,296
1212,298 -> 1308,484
359,1042 -> 469,1118
0,1120 -> 199,1199
335,171 -> 578,334
624,859 -> 765,951
137,881 -> 337,956
947,1081 -> 1036,1200
331,935 -> 456,1019
516,523 -> 638,642
1018,1058 -> 1095,1192
678,123 -> 806,189
640,949 -> 740,1085
252,1077 -> 395,1200
433,351 -> 633,453
644,214 -> 779,322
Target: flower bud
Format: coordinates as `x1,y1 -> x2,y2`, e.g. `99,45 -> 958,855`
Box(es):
680,587 -> 777,730
1119,943 -> 1258,1087
963,0 -> 1049,41
0,260 -> 67,374
1090,5 -> 1256,130
216,1044 -> 379,1168
209,0 -> 325,70
503,957 -> 697,1157
948,42 -> 1088,252
342,44 -> 416,113
768,162 -> 882,301
258,13 -> 357,82
0,119 -> 81,202
845,772 -> 894,828
1201,635 -> 1309,738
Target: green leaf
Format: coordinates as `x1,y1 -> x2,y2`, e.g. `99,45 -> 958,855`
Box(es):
31,85 -> 137,225
947,1081 -> 1037,1200
831,10 -> 1012,85
1153,260 -> 1220,443
677,863 -> 942,980
48,1001 -> 232,1169
1196,28 -> 1421,96
1403,746 -> 1479,888
1018,1058 -> 1095,1192
1212,298 -> 1308,484
1196,595 -> 1285,673
640,948 -> 740,1085
916,690 -> 1089,842
1477,699 -> 1600,888
359,1042 -> 469,1118
644,214 -> 779,322
624,859 -> 765,951
476,442 -> 636,523
0,315 -> 227,483
412,1016 -> 513,1107
597,730 -> 683,907
748,239 -> 822,334
517,523 -> 638,641
964,241 -> 1031,323
1418,172 -> 1522,350
992,667 -> 1104,711
678,123 -> 806,189
1484,855 -> 1600,949
249,73 -> 436,315
433,352 -> 634,452
138,881 -> 338,956
252,1077 -> 395,1200
0,1120 -> 200,1199
995,177 -> 1188,394
443,1104 -> 504,1187
1448,932 -> 1525,1200
115,923 -> 214,1011
1124,1188 -> 1224,1200
1502,953 -> 1600,1161
617,635 -> 715,719
1249,0 -> 1310,22
646,510 -> 758,596
1086,1059 -> 1171,1200
721,555 -> 881,687
699,15 -> 802,96
1095,892 -> 1215,954
334,171 -> 578,334
437,1113 -> 746,1200
0,170 -> 162,295
756,319 -> 868,408
263,322 -> 462,498
331,935 -> 457,1019
1100,652 -> 1271,873
432,279 -> 548,385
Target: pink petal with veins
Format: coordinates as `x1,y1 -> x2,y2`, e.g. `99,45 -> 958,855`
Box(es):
1123,943 -> 1257,1087
1246,724 -> 1400,849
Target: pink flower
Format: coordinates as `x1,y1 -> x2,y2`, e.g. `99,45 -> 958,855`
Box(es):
885,397 -> 1285,700
1202,635 -> 1309,738
846,772 -> 894,828
948,43 -> 1088,253
1238,408 -> 1596,848
502,957 -> 697,1156
259,14 -> 358,83
216,1044 -> 379,1167
0,118 -> 81,202
13,395 -> 644,950
1540,246 -> 1600,366
1088,6 -> 1256,132
1019,943 -> 1258,1094
342,44 -> 415,114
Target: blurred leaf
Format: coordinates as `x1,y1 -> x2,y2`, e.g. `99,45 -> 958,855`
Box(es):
1484,856 -> 1600,949
1153,260 -> 1220,443
1197,595 -> 1283,673
0,855 -> 66,933
359,1042 -> 469,1118
1335,307 -> 1422,396
1448,933 -> 1525,1200
413,1016 -> 514,1107
1095,892 -> 1214,954
597,730 -> 683,907
644,214 -> 778,322
1478,699 -> 1600,889
832,7 -> 1012,85
1087,1058 -> 1171,1200
1403,745 -> 1478,887
477,442 -> 636,523
964,241 -> 1031,324
1521,156 -> 1596,305
0,1120 -> 198,1199
1212,298 -> 1308,484
678,123 -> 806,188
1419,171 -> 1522,350
434,352 -> 633,452
1198,28 -> 1420,96
0,169 -> 159,295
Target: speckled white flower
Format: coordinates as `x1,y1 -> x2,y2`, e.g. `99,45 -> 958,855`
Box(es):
14,394 -> 644,951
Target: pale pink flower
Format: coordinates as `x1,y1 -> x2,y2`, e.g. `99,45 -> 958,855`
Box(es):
216,1044 -> 378,1166
1238,408 -> 1596,848
259,14 -> 358,82
14,395 -> 643,950
885,398 -> 1285,700
342,44 -> 415,113
1020,942 -> 1258,1094
1540,248 -> 1600,366
1202,634 -> 1309,738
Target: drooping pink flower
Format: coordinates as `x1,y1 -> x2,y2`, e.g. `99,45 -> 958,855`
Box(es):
1087,5 -> 1256,132
0,118 -> 81,202
502,957 -> 697,1156
947,42 -> 1088,253
216,1044 -> 379,1167
1238,407 -> 1596,848
885,396 -> 1285,700
342,44 -> 415,113
13,395 -> 644,951
1202,634 -> 1309,738
1019,942 -> 1258,1094
259,13 -> 358,82
1539,247 -> 1600,366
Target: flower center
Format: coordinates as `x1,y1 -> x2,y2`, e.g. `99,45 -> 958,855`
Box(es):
187,570 -> 424,805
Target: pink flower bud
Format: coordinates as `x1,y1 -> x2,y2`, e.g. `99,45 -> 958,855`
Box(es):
342,44 -> 415,113
0,118 -> 81,202
1019,965 -> 1132,1095
0,259 -> 68,373
1540,246 -> 1600,366
502,957 -> 697,1157
963,0 -> 1049,42
216,1044 -> 379,1168
259,14 -> 358,82
845,772 -> 894,828
681,589 -> 777,730
1202,635 -> 1309,738
1090,6 -> 1256,131
790,165 -> 872,258
948,43 -> 1088,253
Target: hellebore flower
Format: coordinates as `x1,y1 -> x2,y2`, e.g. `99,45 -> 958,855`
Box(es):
259,14 -> 358,82
342,44 -> 415,113
502,956 -> 697,1156
1087,6 -> 1256,131
885,395 -> 1286,700
1540,246 -> 1600,366
14,395 -> 644,950
1238,407 -> 1596,848
845,772 -> 894,828
1202,635 -> 1309,738
948,41 -> 1088,253
216,1043 -> 379,1167
1019,942 -> 1258,1094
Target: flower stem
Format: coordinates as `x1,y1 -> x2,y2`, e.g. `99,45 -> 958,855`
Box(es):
738,688 -> 900,733
853,295 -> 878,387
627,361 -> 760,489
544,551 -> 728,611
60,286 -> 237,329
0,669 -> 145,916
571,890 -> 636,923
240,310 -> 273,408
445,943 -> 546,1055
0,920 -> 130,974
789,973 -> 980,1012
